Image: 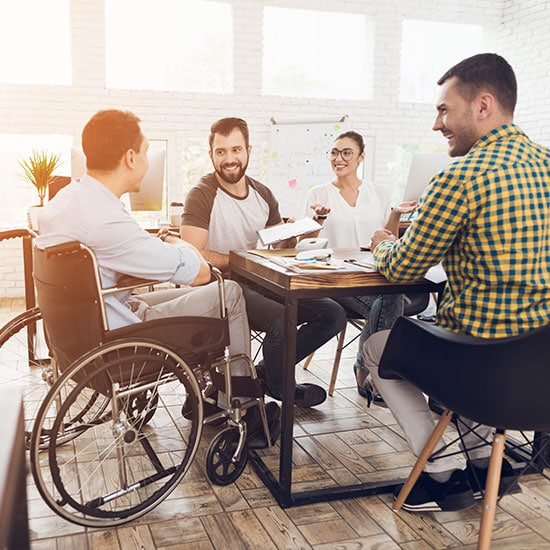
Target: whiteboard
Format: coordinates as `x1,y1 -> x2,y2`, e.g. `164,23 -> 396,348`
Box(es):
264,117 -> 374,218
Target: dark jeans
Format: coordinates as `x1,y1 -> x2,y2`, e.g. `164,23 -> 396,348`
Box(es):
242,284 -> 346,399
334,294 -> 404,372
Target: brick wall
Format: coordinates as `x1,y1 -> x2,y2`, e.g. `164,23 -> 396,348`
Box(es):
1,0 -> 548,297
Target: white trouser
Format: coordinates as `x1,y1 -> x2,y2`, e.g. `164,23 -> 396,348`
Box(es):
363,330 -> 493,474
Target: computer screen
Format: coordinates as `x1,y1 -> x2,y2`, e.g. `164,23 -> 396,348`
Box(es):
70,145 -> 166,212
128,147 -> 166,211
402,153 -> 457,201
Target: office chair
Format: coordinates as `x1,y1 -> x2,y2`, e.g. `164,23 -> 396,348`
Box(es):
303,292 -> 431,396
378,316 -> 550,550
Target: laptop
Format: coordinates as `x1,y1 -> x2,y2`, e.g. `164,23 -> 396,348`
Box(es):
402,152 -> 456,202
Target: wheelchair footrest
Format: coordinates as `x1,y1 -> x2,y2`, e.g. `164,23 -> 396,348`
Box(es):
211,371 -> 265,398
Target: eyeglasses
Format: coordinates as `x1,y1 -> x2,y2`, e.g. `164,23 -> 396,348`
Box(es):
327,148 -> 356,161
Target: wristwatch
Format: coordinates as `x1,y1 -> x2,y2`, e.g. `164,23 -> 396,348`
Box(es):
315,214 -> 328,221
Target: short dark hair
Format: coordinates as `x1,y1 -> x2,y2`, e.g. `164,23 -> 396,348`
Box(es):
82,109 -> 144,171
437,53 -> 517,115
209,117 -> 249,150
335,130 -> 365,154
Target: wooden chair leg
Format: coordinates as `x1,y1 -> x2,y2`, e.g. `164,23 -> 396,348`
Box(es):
328,325 -> 347,396
478,429 -> 506,550
393,409 -> 454,511
302,352 -> 315,370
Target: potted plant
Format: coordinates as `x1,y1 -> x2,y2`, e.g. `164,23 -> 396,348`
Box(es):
18,149 -> 63,207
18,149 -> 63,229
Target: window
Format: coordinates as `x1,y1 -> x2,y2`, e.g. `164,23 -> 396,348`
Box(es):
0,0 -> 71,85
263,7 -> 374,100
400,20 -> 490,103
105,0 -> 233,93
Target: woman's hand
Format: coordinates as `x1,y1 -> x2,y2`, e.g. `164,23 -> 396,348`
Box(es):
310,203 -> 331,219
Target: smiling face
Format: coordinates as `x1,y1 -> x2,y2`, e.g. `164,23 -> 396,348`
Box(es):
209,128 -> 250,185
433,76 -> 482,157
329,136 -> 365,178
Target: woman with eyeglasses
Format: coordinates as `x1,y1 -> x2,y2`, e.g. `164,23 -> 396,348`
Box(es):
304,130 -> 417,404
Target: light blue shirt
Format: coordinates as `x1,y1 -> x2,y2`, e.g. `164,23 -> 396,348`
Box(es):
36,175 -> 201,329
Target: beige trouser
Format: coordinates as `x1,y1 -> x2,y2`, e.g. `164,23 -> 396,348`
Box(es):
363,330 -> 493,474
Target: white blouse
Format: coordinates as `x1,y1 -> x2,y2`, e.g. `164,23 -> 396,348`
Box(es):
305,180 -> 392,248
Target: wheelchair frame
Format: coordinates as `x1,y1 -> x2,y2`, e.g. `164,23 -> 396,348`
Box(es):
16,239 -> 270,527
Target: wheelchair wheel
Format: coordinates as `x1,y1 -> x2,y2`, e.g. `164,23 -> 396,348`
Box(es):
30,339 -> 203,527
206,427 -> 248,486
125,387 -> 159,428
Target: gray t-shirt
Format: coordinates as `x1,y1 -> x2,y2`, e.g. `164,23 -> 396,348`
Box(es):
183,173 -> 282,253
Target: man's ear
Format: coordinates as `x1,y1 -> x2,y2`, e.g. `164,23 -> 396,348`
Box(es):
124,149 -> 136,169
477,92 -> 495,120
247,144 -> 252,156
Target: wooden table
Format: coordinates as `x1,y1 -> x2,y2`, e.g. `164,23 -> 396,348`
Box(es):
229,248 -> 445,508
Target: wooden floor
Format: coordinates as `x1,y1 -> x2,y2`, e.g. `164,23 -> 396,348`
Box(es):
2,297 -> 550,549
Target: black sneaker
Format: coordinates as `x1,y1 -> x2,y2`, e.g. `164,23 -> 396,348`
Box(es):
244,402 -> 281,449
258,363 -> 327,407
294,383 -> 326,407
181,394 -> 226,426
466,458 -> 521,500
394,470 -> 475,512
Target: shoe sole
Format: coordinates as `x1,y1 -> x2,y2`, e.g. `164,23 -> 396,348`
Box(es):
399,491 -> 475,512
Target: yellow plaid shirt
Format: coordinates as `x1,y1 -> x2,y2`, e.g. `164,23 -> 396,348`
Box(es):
374,124 -> 550,337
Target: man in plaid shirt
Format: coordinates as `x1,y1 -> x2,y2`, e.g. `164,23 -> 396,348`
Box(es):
365,53 -> 550,512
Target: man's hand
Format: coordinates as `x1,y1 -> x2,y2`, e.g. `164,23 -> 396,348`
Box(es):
274,218 -> 297,249
370,228 -> 396,251
391,200 -> 418,216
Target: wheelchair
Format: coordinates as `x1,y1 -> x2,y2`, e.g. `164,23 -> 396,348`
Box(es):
29,240 -> 270,527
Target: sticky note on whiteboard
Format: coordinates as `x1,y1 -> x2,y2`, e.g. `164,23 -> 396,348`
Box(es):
288,178 -> 297,187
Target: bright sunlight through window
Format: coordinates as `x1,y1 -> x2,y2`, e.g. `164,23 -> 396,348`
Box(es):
105,0 -> 233,93
400,20 -> 490,103
0,0 -> 71,85
263,7 -> 374,100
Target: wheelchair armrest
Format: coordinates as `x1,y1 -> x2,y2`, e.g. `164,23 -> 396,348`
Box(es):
0,228 -> 37,242
112,274 -> 162,294
209,265 -> 227,319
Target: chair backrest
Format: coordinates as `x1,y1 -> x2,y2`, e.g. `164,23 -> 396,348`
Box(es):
379,316 -> 550,431
33,241 -> 107,373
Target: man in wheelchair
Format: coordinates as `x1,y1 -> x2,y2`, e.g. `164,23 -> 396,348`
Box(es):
35,109 -> 280,448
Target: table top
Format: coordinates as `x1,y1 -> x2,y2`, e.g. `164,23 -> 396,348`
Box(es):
229,248 -> 443,297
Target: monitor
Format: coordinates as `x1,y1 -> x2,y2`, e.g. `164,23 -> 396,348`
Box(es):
128,147 -> 166,211
402,153 -> 457,201
70,145 -> 166,212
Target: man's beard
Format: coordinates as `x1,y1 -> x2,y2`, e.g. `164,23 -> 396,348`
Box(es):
215,159 -> 248,184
